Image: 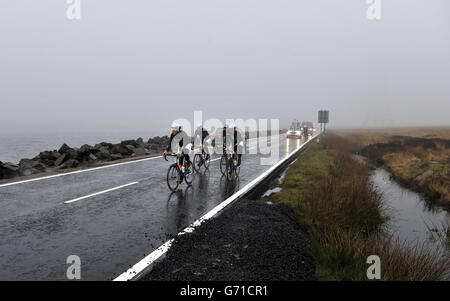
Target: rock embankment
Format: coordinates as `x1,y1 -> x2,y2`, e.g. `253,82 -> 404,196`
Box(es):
0,136 -> 169,180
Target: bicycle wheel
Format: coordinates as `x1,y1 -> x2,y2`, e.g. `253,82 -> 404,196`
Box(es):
220,155 -> 227,175
203,153 -> 211,169
225,157 -> 234,182
184,161 -> 195,186
193,154 -> 202,172
167,164 -> 181,192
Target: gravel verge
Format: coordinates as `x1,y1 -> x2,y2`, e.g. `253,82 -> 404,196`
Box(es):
141,199 -> 316,281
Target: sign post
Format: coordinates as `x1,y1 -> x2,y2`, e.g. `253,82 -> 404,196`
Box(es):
318,110 -> 329,133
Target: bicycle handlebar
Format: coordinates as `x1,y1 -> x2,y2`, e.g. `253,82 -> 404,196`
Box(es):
164,153 -> 179,161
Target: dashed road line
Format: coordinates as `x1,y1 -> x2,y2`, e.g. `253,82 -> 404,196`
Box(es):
64,182 -> 139,204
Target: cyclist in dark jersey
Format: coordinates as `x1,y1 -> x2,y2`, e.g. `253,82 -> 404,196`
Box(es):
193,123 -> 210,152
223,123 -> 243,166
163,123 -> 191,170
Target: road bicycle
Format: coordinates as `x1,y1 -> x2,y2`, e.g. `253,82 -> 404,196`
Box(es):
193,149 -> 211,172
164,153 -> 194,192
220,148 -> 240,181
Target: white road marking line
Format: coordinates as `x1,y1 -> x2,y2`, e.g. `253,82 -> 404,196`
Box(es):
64,182 -> 139,204
114,134 -> 318,281
0,157 -> 162,188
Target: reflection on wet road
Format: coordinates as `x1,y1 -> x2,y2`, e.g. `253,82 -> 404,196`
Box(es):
0,135 -> 307,280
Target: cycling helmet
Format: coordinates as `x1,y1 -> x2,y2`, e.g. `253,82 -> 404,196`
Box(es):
171,122 -> 182,131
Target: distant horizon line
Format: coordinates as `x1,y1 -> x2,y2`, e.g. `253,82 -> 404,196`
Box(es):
1,124 -> 450,134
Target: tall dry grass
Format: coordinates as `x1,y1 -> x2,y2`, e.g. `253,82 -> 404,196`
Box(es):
296,134 -> 450,281
336,128 -> 450,205
314,229 -> 450,281
298,150 -> 385,234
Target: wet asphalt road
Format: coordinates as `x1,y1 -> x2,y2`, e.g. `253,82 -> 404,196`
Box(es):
0,136 -> 306,280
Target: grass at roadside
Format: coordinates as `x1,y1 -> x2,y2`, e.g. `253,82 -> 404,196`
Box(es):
268,134 -> 449,280
269,142 -> 333,212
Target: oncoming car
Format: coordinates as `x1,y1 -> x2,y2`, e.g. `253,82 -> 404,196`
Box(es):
286,120 -> 301,139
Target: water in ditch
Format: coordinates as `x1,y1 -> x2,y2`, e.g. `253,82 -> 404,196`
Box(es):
369,166 -> 449,254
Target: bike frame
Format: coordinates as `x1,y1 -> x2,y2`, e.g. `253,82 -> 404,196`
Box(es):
226,153 -> 238,172
165,154 -> 186,180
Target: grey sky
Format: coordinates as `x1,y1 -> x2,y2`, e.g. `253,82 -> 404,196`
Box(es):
1,0 -> 449,132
